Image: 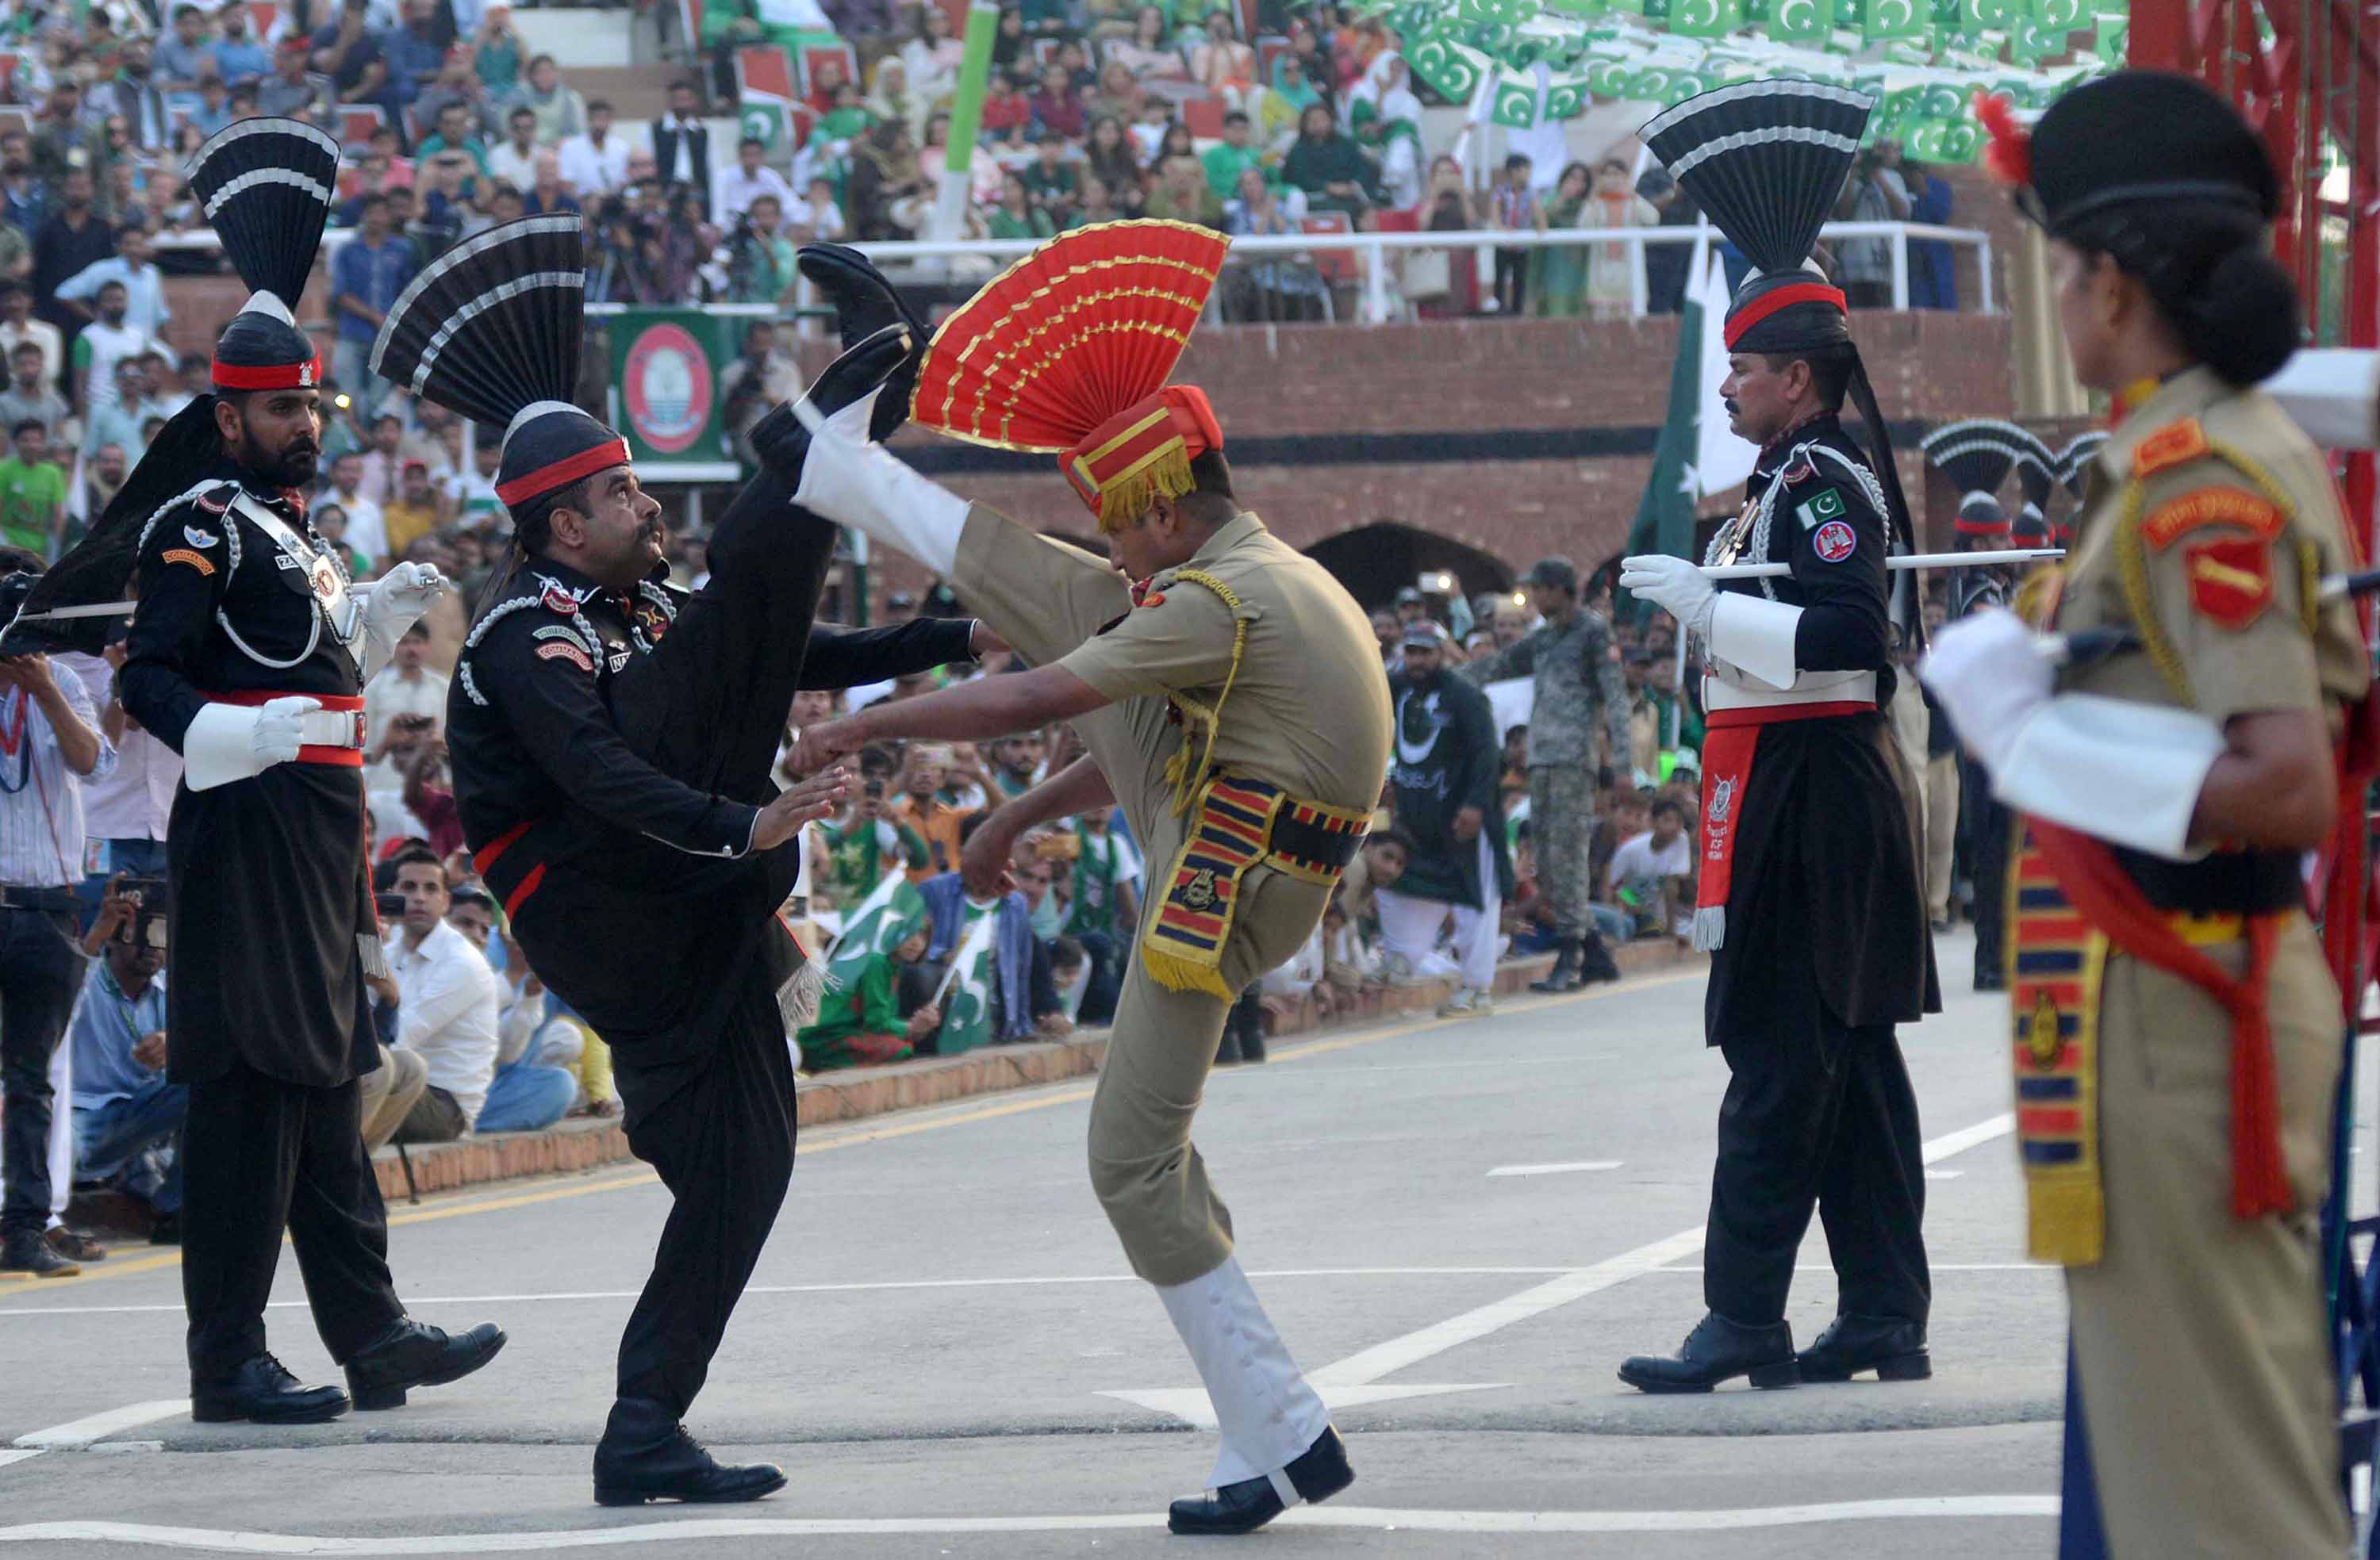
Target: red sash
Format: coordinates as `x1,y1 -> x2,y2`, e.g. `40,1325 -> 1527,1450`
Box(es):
1696,700 -> 1875,917
2025,820 -> 2290,1219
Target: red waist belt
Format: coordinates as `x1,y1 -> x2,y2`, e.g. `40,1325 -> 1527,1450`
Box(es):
1697,700 -> 1876,918
202,689 -> 366,767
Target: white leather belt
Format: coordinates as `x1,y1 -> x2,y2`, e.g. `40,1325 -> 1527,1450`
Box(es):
1702,668 -> 1878,712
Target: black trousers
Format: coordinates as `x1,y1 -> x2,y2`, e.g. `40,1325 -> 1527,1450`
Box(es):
1962,756 -> 2009,985
612,473 -> 839,811
1076,930 -> 1121,1027
0,903 -> 89,1238
1493,247 -> 1528,314
611,972 -> 797,1417
181,1056 -> 402,1380
1704,1021 -> 1930,1328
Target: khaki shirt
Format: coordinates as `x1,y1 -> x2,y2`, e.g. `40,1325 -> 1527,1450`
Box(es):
1057,512 -> 1392,816
2048,366 -> 2368,726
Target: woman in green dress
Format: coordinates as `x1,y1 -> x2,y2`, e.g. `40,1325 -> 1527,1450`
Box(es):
1530,161 -> 1594,318
987,171 -> 1056,240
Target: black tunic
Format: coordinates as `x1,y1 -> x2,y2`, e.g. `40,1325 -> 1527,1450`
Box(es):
1702,416 -> 1938,1045
447,555 -> 973,1056
119,463 -> 376,1089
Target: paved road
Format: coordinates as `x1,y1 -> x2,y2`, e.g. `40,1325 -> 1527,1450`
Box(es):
0,931 -> 2080,1557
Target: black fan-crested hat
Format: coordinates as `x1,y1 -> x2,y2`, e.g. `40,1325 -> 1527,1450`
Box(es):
1642,81 -> 1875,353
2055,430 -> 2107,498
1920,419 -> 2029,538
0,115 -> 338,655
370,215 -> 624,515
187,116 -> 337,392
2013,441 -> 2056,542
2011,72 -> 2277,240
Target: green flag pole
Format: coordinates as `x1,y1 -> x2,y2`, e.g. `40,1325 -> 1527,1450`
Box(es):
926,1 -> 1001,241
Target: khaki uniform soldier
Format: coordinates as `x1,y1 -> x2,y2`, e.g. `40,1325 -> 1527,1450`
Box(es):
1926,74 -> 2369,1558
789,228 -> 1390,1537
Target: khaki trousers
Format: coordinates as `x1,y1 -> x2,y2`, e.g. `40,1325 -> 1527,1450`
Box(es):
2065,914 -> 2346,1558
1923,751 -> 1958,924
957,510 -> 1327,1285
356,1045 -> 427,1153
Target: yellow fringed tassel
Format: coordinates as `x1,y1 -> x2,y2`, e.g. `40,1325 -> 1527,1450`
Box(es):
1142,945 -> 1236,997
1095,446 -> 1199,535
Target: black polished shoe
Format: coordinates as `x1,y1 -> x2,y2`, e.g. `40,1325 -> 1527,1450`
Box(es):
1529,941 -> 1581,994
0,1229 -> 78,1277
1167,1426 -> 1355,1535
1618,1312 -> 1799,1393
191,1353 -> 349,1424
344,1317 -> 507,1410
593,1397 -> 787,1507
1795,1313 -> 1930,1383
795,243 -> 932,439
747,322 -> 916,489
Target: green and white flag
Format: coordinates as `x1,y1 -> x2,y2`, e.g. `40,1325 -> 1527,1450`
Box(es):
1627,247 -> 1751,615
932,899 -> 1002,1055
823,871 -> 929,994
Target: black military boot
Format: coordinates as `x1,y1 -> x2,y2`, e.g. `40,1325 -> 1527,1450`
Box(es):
1795,1313 -> 1931,1382
1167,1426 -> 1356,1535
593,1397 -> 787,1507
1529,940 -> 1581,994
344,1317 -> 507,1409
745,322 -> 916,489
1618,1312 -> 1799,1393
1576,929 -> 1623,985
795,243 -> 931,439
0,1228 -> 78,1277
192,1354 -> 350,1424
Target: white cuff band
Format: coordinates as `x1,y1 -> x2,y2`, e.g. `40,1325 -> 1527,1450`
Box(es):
182,703 -> 265,791
1992,693 -> 2225,861
1706,593 -> 1806,691
793,391 -> 969,577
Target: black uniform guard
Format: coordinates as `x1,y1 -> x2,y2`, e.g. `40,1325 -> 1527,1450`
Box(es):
1618,82 -> 1937,1393
372,216 -> 962,1504
0,118 -> 505,1425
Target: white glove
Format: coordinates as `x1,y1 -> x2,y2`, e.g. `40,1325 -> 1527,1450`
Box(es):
793,389 -> 969,577
359,562 -> 454,679
1618,554 -> 1718,640
182,696 -> 321,791
1917,608 -> 2054,774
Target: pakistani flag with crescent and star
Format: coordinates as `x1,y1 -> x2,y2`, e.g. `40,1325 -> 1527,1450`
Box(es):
1625,246 -> 1756,608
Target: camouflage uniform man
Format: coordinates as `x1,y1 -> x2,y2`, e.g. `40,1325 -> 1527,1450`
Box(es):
1459,557 -> 1633,991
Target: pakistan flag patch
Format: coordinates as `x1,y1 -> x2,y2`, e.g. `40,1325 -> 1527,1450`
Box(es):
1795,488 -> 1845,531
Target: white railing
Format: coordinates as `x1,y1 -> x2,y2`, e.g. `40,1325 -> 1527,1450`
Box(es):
795,220 -> 1995,328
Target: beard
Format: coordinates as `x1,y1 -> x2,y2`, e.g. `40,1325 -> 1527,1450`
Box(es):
232,424 -> 321,489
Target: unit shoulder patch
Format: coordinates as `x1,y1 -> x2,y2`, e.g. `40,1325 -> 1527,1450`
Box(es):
2132,417 -> 2208,477
1794,487 -> 1846,531
159,547 -> 216,576
2181,535 -> 2274,629
2139,485 -> 2288,550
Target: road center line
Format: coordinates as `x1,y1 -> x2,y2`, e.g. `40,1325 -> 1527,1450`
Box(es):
1488,1161 -> 1623,1178
0,1498 -> 2059,1548
1305,1111 -> 2013,1391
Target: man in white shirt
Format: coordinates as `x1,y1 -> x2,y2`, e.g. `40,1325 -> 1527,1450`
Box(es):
63,643 -> 178,922
70,283 -> 171,420
384,851 -> 500,1143
320,450 -> 389,567
1606,796 -> 1695,939
487,105 -> 541,195
0,592 -> 117,1278
711,135 -> 797,229
363,623 -> 450,750
556,98 -> 630,199
55,226 -> 173,342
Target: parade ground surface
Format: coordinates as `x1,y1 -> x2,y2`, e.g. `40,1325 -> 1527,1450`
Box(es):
7,926 -> 2334,1558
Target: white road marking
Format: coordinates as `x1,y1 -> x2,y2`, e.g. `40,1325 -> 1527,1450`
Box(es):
0,1451 -> 40,1472
1924,1170 -> 1963,1180
1106,1111 -> 2017,1427
12,1401 -> 187,1451
1488,1160 -> 1623,1178
0,1498 -> 2060,1548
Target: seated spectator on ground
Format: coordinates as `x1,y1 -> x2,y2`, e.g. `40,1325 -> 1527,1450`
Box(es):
68,882 -> 182,1240
454,893 -> 581,1131
919,860 -> 1070,1044
800,924 -> 939,1070
384,849 -> 501,1143
1336,828 -> 1410,943
1605,795 -> 1694,941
